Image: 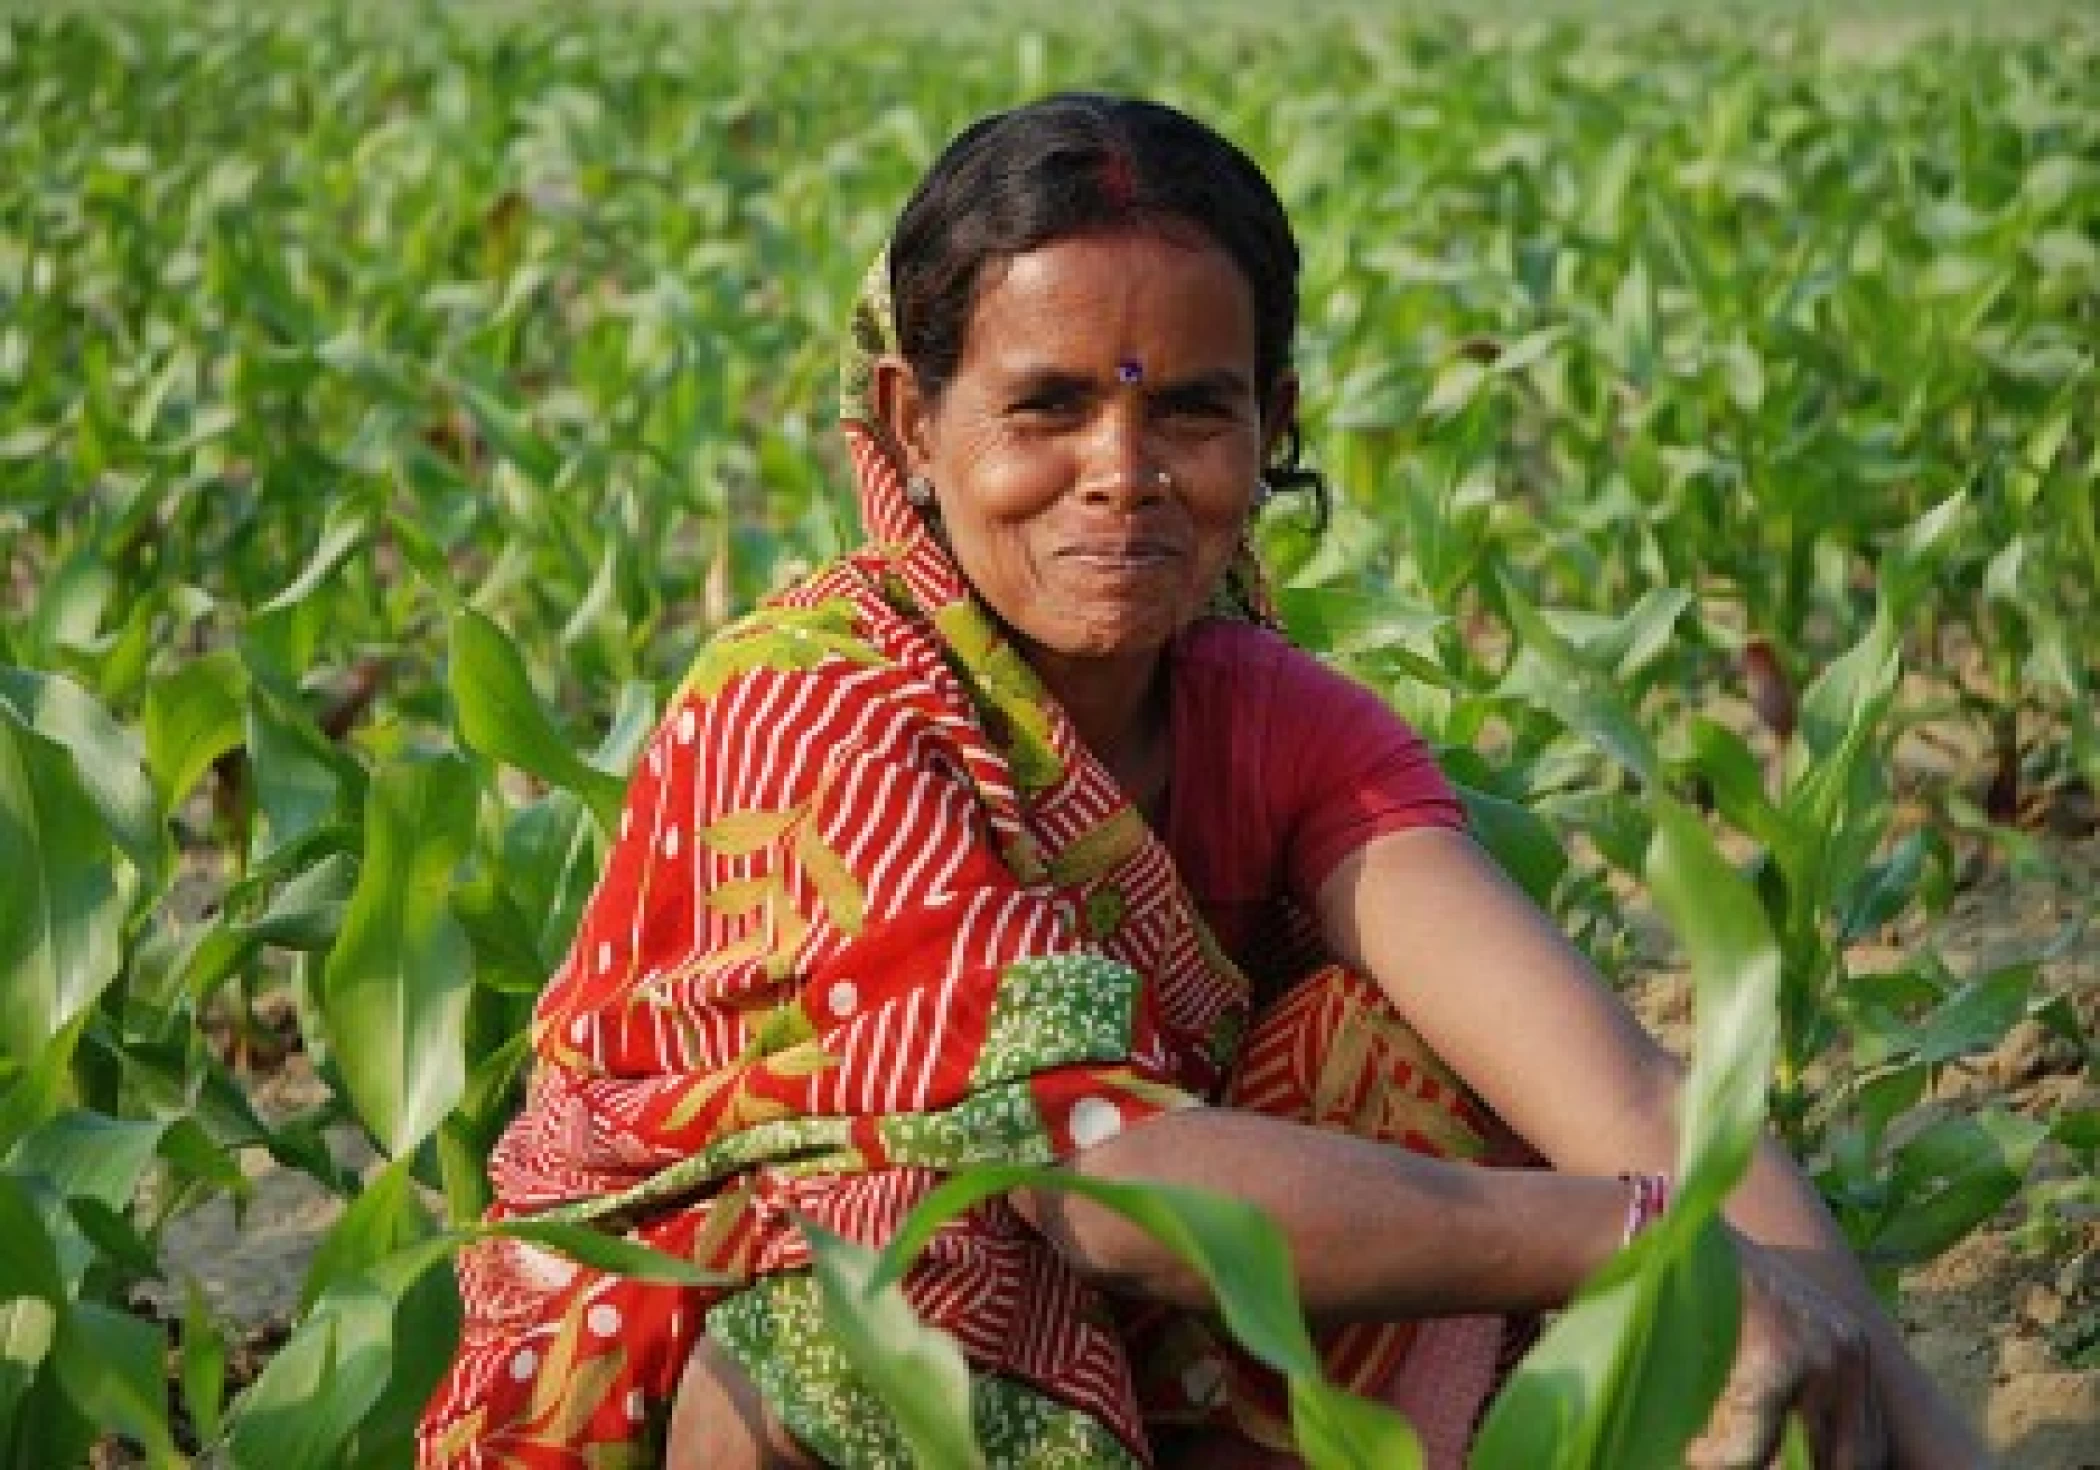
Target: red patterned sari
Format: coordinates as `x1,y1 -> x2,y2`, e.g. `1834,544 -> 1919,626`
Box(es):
417,261 -> 1526,1469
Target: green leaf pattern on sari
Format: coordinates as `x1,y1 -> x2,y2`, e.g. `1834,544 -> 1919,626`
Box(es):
932,603 -> 1066,795
709,1274 -> 1143,1470
972,953 -> 1140,1091
675,599 -> 890,704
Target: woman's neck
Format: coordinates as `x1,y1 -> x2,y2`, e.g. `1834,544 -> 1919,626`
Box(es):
1027,645 -> 1170,809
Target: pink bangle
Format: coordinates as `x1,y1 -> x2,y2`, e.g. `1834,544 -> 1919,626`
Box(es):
1618,1171 -> 1671,1246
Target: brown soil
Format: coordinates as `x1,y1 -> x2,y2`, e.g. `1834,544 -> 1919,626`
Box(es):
1632,829 -> 2100,1468
1897,835 -> 2100,1469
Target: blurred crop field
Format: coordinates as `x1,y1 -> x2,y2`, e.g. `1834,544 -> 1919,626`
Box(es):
2,1 -> 2095,1465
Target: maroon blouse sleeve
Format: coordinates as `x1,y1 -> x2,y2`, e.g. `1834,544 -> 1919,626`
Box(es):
1262,637 -> 1466,904
1166,621 -> 1464,919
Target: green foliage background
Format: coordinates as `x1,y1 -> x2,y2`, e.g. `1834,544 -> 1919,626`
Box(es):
1,0 -> 2094,1464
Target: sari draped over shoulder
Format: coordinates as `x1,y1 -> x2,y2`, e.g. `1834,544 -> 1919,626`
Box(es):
418,258 -> 1522,1470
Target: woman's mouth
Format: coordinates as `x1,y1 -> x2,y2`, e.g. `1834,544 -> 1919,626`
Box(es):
1059,540 -> 1180,571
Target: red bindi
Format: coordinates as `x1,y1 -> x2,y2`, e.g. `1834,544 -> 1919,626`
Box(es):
1098,150 -> 1136,207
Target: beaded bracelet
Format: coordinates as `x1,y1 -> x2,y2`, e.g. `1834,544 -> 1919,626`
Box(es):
1618,1171 -> 1672,1246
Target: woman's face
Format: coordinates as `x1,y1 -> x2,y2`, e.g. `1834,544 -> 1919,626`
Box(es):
884,229 -> 1290,674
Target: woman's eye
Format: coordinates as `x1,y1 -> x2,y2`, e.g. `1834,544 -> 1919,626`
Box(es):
1011,392 -> 1082,419
1159,395 -> 1234,422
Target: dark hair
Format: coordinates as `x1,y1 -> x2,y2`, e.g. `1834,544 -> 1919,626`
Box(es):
888,92 -> 1326,520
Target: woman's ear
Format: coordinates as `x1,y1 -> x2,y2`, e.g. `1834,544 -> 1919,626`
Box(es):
872,355 -> 933,472
1260,373 -> 1300,467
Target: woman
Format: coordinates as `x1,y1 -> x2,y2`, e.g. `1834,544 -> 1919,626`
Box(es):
419,95 -> 1981,1469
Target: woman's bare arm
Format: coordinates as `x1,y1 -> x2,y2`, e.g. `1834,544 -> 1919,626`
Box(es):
1012,1106 -> 1632,1322
1312,825 -> 1985,1468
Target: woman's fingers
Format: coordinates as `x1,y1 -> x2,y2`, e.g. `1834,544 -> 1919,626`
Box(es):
1685,1241 -> 1890,1469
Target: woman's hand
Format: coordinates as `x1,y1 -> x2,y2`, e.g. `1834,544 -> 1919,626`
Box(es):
1688,1238 -> 1885,1470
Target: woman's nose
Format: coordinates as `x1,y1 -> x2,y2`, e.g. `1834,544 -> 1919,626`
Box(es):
1076,407 -> 1165,507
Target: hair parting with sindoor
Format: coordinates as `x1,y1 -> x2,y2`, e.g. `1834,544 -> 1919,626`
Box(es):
886,92 -> 1329,528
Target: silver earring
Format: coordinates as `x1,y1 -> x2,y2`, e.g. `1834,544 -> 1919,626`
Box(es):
1252,477 -> 1274,509
905,474 -> 936,509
